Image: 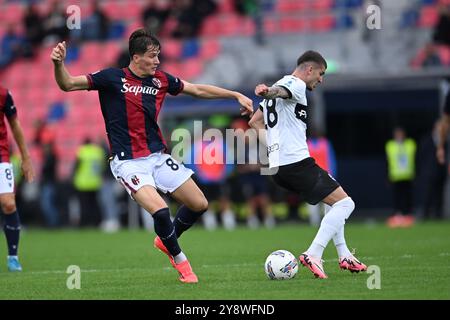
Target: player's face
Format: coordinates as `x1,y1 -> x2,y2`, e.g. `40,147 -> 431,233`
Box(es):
306,65 -> 326,91
136,46 -> 160,76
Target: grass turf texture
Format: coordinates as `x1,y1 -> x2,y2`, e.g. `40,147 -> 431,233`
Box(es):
1,222 -> 449,299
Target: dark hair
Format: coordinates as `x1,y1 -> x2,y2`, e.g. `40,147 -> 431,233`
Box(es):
128,28 -> 161,58
297,50 -> 327,69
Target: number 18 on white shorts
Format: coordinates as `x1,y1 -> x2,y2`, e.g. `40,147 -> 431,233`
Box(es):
0,162 -> 15,194
109,152 -> 193,196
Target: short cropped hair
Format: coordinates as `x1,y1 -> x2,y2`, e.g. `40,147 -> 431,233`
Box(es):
297,50 -> 327,69
129,28 -> 161,58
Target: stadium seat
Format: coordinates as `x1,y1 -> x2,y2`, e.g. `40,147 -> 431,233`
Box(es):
119,0 -> 143,22
279,16 -> 307,33
200,16 -> 223,37
82,42 -> 102,60
101,41 -> 121,65
311,0 -> 335,11
182,39 -> 200,59
108,21 -> 126,40
311,14 -> 336,32
276,0 -> 309,13
263,17 -> 279,35
335,12 -> 355,29
163,39 -> 183,60
219,14 -> 242,36
199,38 -> 221,60
180,58 -> 203,80
2,2 -> 23,25
218,0 -> 235,13
101,1 -> 125,21
241,16 -> 256,36
162,62 -> 180,77
418,5 -> 439,27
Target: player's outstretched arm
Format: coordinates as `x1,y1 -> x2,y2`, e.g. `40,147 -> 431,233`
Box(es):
8,117 -> 34,182
255,84 -> 289,99
249,108 -> 265,131
248,108 -> 267,147
181,80 -> 253,116
51,41 -> 89,91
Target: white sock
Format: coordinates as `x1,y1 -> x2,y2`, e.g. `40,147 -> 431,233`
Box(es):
324,204 -> 353,258
334,228 -> 352,258
307,197 -> 355,258
173,252 -> 187,264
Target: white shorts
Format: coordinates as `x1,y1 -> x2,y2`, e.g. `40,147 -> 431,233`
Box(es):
0,162 -> 15,194
110,152 -> 193,196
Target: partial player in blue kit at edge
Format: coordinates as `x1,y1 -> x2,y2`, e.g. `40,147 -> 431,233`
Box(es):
0,85 -> 35,272
51,28 -> 253,283
249,51 -> 367,279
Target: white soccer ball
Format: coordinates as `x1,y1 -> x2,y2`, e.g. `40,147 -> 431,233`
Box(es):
264,250 -> 299,280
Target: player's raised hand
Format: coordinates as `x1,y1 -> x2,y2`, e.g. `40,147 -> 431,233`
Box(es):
237,94 -> 254,116
255,84 -> 269,97
51,41 -> 67,63
21,157 -> 35,183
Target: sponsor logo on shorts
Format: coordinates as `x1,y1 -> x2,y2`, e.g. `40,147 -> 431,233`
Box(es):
131,175 -> 140,186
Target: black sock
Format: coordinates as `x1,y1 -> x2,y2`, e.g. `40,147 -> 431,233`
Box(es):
3,211 -> 20,256
153,208 -> 181,257
174,205 -> 206,238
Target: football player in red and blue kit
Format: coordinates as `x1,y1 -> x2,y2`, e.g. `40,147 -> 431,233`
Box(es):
0,86 -> 34,272
51,28 -> 253,283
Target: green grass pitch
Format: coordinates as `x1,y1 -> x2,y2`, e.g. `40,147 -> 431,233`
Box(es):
1,221 -> 449,299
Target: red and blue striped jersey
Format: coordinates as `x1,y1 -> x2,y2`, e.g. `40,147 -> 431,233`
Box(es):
86,67 -> 184,160
0,86 -> 17,162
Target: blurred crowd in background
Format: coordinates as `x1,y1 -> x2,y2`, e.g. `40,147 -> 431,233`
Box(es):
1,0 -> 450,231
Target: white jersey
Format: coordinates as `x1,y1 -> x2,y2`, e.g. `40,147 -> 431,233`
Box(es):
259,75 -> 310,168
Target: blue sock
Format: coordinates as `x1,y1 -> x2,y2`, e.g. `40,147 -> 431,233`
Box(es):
153,208 -> 181,257
3,211 -> 20,256
174,205 -> 206,238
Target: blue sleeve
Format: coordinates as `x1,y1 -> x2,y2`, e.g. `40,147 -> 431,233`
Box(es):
164,72 -> 184,96
87,68 -> 113,91
4,91 -> 17,119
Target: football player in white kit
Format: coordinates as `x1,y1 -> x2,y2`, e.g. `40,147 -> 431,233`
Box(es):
249,51 -> 367,278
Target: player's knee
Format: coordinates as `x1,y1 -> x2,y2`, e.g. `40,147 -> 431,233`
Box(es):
335,197 -> 355,218
343,197 -> 355,211
1,200 -> 17,214
193,197 -> 209,213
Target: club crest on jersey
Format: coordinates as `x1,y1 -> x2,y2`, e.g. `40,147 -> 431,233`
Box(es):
152,78 -> 162,88
131,175 -> 140,186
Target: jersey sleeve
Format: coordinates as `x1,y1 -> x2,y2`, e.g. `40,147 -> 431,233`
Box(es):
259,100 -> 266,111
3,91 -> 17,119
86,68 -> 113,91
274,77 -> 306,102
164,72 -> 184,96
